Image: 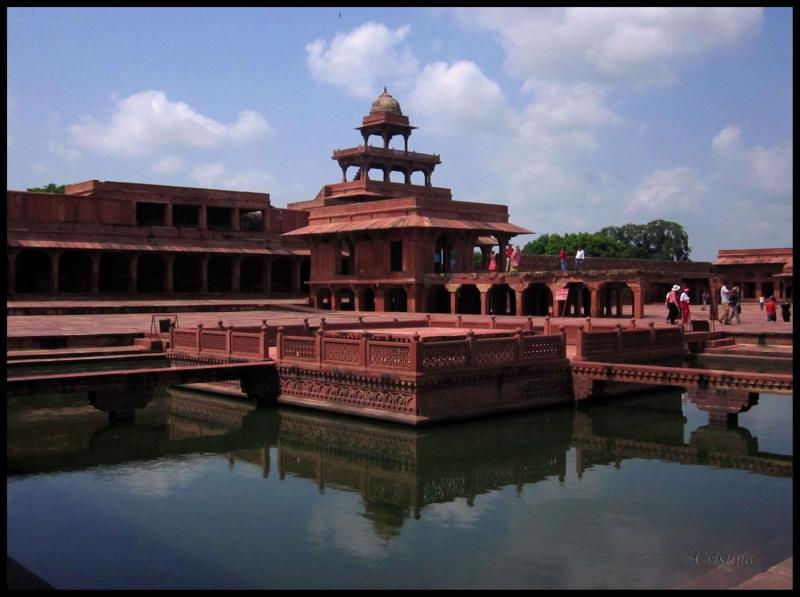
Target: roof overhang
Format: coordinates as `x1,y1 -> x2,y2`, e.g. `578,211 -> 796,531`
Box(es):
282,215 -> 533,237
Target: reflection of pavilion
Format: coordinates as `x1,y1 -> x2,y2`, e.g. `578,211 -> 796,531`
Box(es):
572,391 -> 793,479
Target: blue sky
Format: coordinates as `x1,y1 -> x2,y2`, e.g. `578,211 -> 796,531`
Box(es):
7,8 -> 792,261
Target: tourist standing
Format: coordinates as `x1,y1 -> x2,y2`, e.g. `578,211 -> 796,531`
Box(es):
765,296 -> 777,322
511,246 -> 521,272
780,300 -> 791,322
559,248 -> 567,271
759,295 -> 765,311
729,287 -> 741,323
679,287 -> 691,325
666,284 -> 681,325
701,291 -> 709,311
488,253 -> 497,271
718,284 -> 732,325
505,245 -> 513,271
575,247 -> 585,271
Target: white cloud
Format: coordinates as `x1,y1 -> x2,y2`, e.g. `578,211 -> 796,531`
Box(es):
711,126 -> 793,194
625,167 -> 707,214
712,125 -> 741,152
149,154 -> 185,174
189,163 -> 277,193
408,61 -> 509,135
68,90 -> 273,157
306,22 -> 419,99
455,8 -> 763,86
748,144 -> 792,193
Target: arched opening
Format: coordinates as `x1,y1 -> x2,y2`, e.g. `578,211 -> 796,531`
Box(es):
435,234 -> 453,274
58,251 -> 93,293
456,285 -> 481,315
208,256 -> 233,293
271,257 -> 293,293
386,288 -> 407,312
338,238 -> 355,276
240,257 -> 263,293
360,288 -> 375,312
137,254 -> 166,293
317,288 -> 332,310
174,255 -> 203,293
336,288 -> 355,311
99,253 -> 130,293
410,170 -> 426,186
600,283 -> 633,318
427,285 -> 451,313
15,250 -> 50,294
522,284 -> 552,316
487,284 -> 515,316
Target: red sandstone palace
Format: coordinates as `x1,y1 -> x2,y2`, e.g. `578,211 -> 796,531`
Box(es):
6,89 -> 791,314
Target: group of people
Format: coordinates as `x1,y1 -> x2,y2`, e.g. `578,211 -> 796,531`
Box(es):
558,247 -> 585,271
717,285 -> 791,323
665,284 -> 692,325
488,245 -> 522,272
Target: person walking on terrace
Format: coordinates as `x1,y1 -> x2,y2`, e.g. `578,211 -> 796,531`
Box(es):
666,284 -> 681,325
701,291 -> 709,310
575,247 -> 585,271
489,253 -> 497,271
780,300 -> 791,322
729,287 -> 741,323
505,245 -> 513,272
765,296 -> 777,322
718,284 -> 732,325
759,295 -> 765,311
511,245 -> 521,272
559,247 -> 568,271
679,287 -> 691,325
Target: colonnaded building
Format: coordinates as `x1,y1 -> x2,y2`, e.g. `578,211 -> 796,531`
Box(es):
8,89 -> 787,316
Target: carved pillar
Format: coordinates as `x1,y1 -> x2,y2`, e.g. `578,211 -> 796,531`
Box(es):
446,284 -> 460,315
263,257 -> 272,295
50,250 -> 63,294
630,284 -> 645,320
293,260 -> 302,293
354,288 -> 362,312
548,283 -> 564,318
513,287 -> 524,316
477,284 -> 492,316
201,255 -> 209,293
129,252 -> 139,294
7,249 -> 19,295
231,256 -> 241,293
374,288 -> 385,312
164,203 -> 173,227
91,253 -> 101,294
233,207 -> 240,231
199,205 -> 208,230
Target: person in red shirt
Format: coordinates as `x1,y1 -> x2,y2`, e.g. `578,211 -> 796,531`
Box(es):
559,248 -> 567,271
505,245 -> 513,271
765,296 -> 778,322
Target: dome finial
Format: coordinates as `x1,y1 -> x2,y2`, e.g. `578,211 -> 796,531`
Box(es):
370,88 -> 402,115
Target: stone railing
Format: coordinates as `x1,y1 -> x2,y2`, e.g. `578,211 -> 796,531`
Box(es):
518,254 -> 716,274
574,322 -> 685,361
277,328 -> 567,375
168,321 -> 280,361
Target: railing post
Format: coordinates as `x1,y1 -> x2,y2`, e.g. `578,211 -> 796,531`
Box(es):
169,321 -> 175,349
527,316 -> 533,331
218,319 -> 224,330
426,314 -> 431,328
628,318 -> 636,330
457,315 -> 463,328
491,315 -> 496,329
515,327 -> 523,365
615,323 -> 623,358
466,329 -> 476,370
358,315 -> 364,329
559,326 -> 567,359
260,323 -> 268,359
576,325 -> 586,360
544,315 -> 551,336
648,321 -> 657,353
360,331 -> 370,371
586,317 -> 592,332
303,318 -> 309,335
276,326 -> 284,361
411,332 -> 422,373
315,326 -> 324,366
197,323 -> 203,354
226,325 -> 234,357
319,317 -> 326,332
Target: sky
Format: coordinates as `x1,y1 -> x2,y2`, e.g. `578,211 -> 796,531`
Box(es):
6,7 -> 793,262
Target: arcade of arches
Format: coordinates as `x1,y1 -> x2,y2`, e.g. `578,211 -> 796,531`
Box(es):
8,249 -> 310,296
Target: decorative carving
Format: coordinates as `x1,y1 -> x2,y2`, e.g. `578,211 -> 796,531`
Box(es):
369,344 -> 411,368
420,342 -> 468,369
323,340 -> 360,364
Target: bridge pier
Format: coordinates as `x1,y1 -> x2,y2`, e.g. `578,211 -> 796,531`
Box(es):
87,387 -> 156,421
688,389 -> 758,427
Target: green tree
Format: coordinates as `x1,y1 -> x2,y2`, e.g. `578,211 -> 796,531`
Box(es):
600,219 -> 691,261
26,183 -> 66,193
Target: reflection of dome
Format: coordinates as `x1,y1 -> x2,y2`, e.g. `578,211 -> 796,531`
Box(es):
370,87 -> 402,115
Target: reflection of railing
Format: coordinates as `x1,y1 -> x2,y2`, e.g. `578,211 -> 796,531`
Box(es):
333,145 -> 441,162
574,322 -> 685,361
277,327 -> 567,374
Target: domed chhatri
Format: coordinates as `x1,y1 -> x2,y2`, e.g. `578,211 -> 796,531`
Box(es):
370,87 -> 402,115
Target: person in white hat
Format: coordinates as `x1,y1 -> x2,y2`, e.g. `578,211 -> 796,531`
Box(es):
666,284 -> 681,324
